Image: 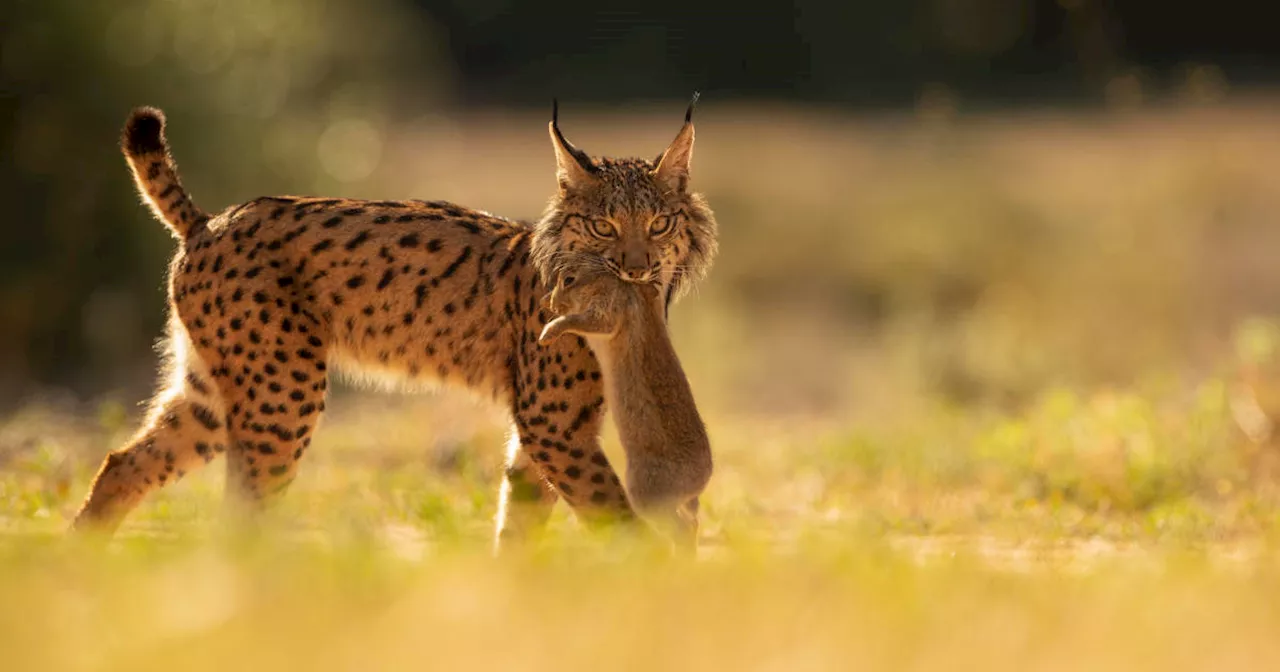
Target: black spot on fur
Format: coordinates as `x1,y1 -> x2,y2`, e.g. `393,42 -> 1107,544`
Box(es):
441,247 -> 472,279
190,404 -> 222,431
344,230 -> 372,250
186,372 -> 210,395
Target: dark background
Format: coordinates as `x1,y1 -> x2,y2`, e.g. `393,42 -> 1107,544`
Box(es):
424,0 -> 1278,107
1,0 -> 1278,408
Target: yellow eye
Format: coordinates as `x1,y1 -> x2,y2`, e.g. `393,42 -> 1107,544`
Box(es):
588,219 -> 617,238
649,215 -> 678,237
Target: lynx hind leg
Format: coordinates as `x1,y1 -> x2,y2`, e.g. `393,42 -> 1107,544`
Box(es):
72,360 -> 228,534
220,330 -> 331,512
539,312 -> 615,344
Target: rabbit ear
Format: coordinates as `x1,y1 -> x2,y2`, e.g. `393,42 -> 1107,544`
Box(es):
549,99 -> 598,191
653,92 -> 699,192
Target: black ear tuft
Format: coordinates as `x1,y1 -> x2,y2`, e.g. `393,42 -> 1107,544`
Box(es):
550,99 -> 598,176
122,106 -> 167,156
685,92 -> 700,124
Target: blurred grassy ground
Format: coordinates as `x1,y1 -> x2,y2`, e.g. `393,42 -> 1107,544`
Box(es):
6,103 -> 1280,669
4,538 -> 1280,671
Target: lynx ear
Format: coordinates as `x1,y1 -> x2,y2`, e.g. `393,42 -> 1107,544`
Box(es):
653,92 -> 699,192
549,99 -> 597,191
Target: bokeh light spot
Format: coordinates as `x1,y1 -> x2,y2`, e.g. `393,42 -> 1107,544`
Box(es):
104,6 -> 164,68
173,16 -> 236,74
317,118 -> 383,183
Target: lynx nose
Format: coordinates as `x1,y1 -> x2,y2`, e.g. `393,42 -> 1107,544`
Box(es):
618,252 -> 651,282
619,267 -> 650,282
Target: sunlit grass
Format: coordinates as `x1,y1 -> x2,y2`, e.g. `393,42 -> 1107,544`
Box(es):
6,367 -> 1280,669
3,520 -> 1280,671
7,371 -> 1280,546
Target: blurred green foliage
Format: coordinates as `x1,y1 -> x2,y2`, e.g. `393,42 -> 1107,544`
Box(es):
1,0 -> 448,399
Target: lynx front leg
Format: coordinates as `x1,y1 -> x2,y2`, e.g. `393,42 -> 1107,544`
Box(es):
514,406 -> 636,529
494,431 -> 558,553
511,335 -> 638,534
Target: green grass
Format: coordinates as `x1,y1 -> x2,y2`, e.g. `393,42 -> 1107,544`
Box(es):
5,537 -> 1280,671
7,375 -> 1278,547
4,376 -> 1280,670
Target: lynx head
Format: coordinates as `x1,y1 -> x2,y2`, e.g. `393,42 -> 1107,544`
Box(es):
531,94 -> 718,308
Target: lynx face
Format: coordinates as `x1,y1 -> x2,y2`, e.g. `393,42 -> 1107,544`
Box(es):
532,98 -> 718,308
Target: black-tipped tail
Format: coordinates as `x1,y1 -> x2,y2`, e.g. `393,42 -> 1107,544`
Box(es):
122,107 -> 167,157
120,106 -> 208,240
